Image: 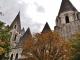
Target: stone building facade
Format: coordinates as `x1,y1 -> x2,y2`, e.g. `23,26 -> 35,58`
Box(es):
8,0 -> 80,60
9,11 -> 51,60
9,12 -> 31,60
54,0 -> 80,40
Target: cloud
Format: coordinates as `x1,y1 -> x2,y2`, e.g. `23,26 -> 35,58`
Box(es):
0,0 -> 43,33
20,14 -> 43,33
34,1 -> 45,13
19,2 -> 43,33
36,6 -> 45,13
0,0 -> 21,24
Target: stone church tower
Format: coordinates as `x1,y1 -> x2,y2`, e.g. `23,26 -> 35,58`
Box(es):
9,12 -> 22,48
9,11 -> 32,60
54,0 -> 80,40
4,0 -> 80,59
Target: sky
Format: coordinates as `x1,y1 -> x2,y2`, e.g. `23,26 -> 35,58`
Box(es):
0,0 -> 80,33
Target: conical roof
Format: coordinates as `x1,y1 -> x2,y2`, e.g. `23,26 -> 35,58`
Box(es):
16,27 -> 31,48
42,22 -> 51,33
9,11 -> 21,32
21,27 -> 25,33
58,0 -> 77,16
20,27 -> 25,35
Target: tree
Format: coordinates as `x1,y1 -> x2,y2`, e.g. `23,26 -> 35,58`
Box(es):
0,21 -> 11,59
70,31 -> 80,60
0,21 -> 5,29
0,40 -> 5,55
22,31 -> 72,60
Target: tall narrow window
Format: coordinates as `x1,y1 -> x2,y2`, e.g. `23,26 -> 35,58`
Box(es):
77,13 -> 79,20
14,25 -> 16,29
15,53 -> 18,60
65,16 -> 69,23
14,35 -> 17,41
10,54 -> 13,60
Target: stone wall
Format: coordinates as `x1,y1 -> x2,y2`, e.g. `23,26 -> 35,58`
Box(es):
54,20 -> 80,40
9,48 -> 23,60
56,11 -> 77,26
9,29 -> 22,48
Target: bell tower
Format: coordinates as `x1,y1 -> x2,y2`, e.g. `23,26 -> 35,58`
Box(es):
54,0 -> 80,40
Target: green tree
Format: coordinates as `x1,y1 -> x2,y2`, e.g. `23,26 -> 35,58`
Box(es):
70,31 -> 80,60
0,21 -> 5,29
0,21 -> 11,60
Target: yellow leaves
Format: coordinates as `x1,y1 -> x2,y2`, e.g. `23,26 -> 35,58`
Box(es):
0,40 -> 6,55
0,47 -> 5,55
0,40 -> 5,46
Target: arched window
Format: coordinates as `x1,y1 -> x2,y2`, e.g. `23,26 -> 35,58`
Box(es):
14,35 -> 17,41
10,54 -> 13,60
15,53 -> 18,60
65,16 -> 69,23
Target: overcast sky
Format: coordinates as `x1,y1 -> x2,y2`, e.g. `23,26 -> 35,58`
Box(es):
0,0 -> 80,33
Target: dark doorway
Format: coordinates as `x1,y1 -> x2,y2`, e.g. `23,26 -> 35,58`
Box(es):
65,16 -> 69,23
15,53 -> 18,60
10,54 -> 13,60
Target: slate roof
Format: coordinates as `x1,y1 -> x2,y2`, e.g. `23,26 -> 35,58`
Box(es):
58,0 -> 77,16
42,22 -> 51,33
20,27 -> 25,34
16,27 -> 31,48
21,27 -> 25,32
9,11 -> 21,32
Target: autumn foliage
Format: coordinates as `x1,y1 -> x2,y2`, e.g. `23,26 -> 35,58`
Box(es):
0,40 -> 5,55
0,21 -> 11,59
22,31 -> 72,60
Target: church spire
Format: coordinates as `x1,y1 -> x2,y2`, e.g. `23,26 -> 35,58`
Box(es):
20,27 -> 25,35
58,0 -> 77,16
9,11 -> 21,32
42,22 -> 51,33
22,27 -> 25,32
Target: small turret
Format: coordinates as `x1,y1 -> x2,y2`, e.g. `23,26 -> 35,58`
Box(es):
20,27 -> 25,35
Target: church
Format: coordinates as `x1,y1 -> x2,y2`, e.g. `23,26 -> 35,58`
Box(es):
8,0 -> 80,60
